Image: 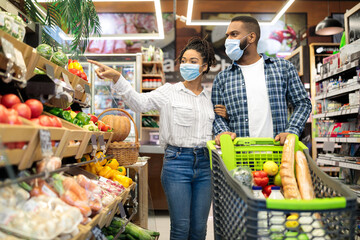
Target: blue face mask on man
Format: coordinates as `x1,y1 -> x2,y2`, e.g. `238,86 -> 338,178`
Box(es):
180,63 -> 203,81
225,33 -> 250,61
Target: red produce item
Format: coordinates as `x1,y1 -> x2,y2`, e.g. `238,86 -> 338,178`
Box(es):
0,105 -> 9,123
97,120 -> 105,131
80,72 -> 87,81
262,185 -> 276,198
12,103 -> 31,119
69,68 -> 81,77
15,142 -> 25,149
49,116 -> 62,128
88,114 -> 98,123
252,171 -> 269,187
31,118 -> 40,125
8,114 -> 22,125
1,94 -> 21,108
39,115 -> 51,127
25,99 -> 43,118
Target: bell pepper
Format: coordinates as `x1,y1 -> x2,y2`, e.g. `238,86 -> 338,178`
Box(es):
95,151 -> 107,165
262,184 -> 276,198
70,118 -> 80,126
75,112 -> 90,125
252,171 -> 269,187
61,111 -> 72,122
107,158 -> 119,170
48,107 -> 62,117
70,111 -> 77,119
99,166 -> 113,179
89,163 -> 97,175
88,114 -> 98,123
117,166 -> 126,176
85,164 -> 91,172
77,154 -> 91,163
94,162 -> 104,174
113,175 -> 131,188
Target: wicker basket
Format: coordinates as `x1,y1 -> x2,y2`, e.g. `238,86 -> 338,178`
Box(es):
98,108 -> 140,166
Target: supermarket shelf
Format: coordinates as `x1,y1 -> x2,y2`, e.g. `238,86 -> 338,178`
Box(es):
142,61 -> 163,65
313,107 -> 359,119
142,127 -> 159,130
142,74 -> 162,78
314,83 -> 360,100
315,137 -> 360,143
142,114 -> 160,117
315,59 -> 359,82
319,166 -> 341,172
317,157 -> 360,171
316,143 -> 341,148
142,88 -> 157,91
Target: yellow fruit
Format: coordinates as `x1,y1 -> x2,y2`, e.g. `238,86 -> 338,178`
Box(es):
285,214 -> 299,229
263,161 -> 279,176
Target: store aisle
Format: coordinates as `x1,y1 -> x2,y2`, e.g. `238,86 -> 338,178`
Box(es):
149,205 -> 215,239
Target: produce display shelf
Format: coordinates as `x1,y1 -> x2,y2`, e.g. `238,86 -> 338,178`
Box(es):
313,107 -> 359,119
315,59 -> 359,82
141,114 -> 160,117
317,157 -> 360,171
314,83 -> 360,100
142,74 -> 162,78
315,137 -> 360,143
142,127 -> 159,130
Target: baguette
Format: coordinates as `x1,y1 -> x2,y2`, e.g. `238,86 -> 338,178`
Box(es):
279,134 -> 301,199
295,151 -> 315,200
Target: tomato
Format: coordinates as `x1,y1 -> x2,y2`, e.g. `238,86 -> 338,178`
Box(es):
88,114 -> 98,123
262,185 -> 276,198
0,104 -> 9,123
80,72 -> 88,81
252,171 -> 269,187
12,103 -> 31,119
31,118 -> 40,126
97,120 -> 105,131
39,115 -> 51,127
49,116 -> 62,128
1,94 -> 21,108
15,142 -> 26,149
25,99 -> 43,118
8,114 -> 22,125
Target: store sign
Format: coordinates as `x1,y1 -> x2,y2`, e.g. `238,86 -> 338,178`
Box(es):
90,225 -> 106,240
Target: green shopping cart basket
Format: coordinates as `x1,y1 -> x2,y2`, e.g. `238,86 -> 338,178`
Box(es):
207,135 -> 357,240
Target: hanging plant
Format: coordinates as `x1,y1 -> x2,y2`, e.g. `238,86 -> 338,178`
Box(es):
24,0 -> 101,53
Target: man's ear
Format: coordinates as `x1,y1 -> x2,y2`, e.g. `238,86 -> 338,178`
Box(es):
249,32 -> 257,44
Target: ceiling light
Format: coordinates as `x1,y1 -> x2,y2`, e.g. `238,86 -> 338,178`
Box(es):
186,0 -> 295,26
38,0 -> 164,40
315,0 -> 343,36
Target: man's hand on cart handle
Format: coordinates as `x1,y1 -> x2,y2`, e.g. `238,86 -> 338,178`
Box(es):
87,59 -> 121,83
215,131 -> 236,146
274,132 -> 291,145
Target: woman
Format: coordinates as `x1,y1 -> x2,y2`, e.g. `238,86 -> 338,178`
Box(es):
88,37 -> 216,240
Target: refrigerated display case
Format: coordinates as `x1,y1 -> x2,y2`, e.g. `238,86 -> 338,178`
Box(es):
80,53 -> 142,141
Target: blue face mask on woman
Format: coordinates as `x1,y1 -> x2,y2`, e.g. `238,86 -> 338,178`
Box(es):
180,63 -> 203,81
225,33 -> 250,61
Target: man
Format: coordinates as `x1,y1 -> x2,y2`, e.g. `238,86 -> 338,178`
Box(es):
212,16 -> 311,145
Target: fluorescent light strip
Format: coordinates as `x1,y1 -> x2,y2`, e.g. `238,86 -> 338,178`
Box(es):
40,0 -> 164,40
186,0 -> 295,26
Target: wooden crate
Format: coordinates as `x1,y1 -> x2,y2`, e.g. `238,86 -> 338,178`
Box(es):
43,112 -> 91,159
98,197 -> 117,228
0,120 -> 39,170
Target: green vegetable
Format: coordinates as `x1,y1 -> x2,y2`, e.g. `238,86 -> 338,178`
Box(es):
61,111 -> 72,122
51,51 -> 68,67
116,218 -> 153,240
48,107 -> 62,117
76,112 -> 90,125
126,234 -> 137,240
52,174 -> 64,195
36,44 -> 53,60
18,182 -> 32,191
34,68 -> 46,75
119,234 -> 127,240
70,118 -> 80,125
106,235 -> 114,240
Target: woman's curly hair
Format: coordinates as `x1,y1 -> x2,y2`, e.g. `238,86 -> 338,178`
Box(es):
176,36 -> 216,74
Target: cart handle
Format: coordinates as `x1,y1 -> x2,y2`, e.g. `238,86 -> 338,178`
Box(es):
266,197 -> 346,210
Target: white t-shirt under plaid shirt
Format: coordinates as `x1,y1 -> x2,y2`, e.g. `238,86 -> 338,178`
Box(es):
113,76 -> 215,148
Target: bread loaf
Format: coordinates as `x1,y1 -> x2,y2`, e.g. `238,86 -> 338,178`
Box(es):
295,151 -> 315,200
279,134 -> 301,199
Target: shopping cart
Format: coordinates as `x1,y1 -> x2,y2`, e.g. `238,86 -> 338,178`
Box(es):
207,135 -> 357,240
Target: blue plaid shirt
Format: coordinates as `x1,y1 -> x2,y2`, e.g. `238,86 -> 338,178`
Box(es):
211,54 -> 312,137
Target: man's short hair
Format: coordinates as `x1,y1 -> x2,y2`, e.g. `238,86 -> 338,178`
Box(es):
231,16 -> 261,44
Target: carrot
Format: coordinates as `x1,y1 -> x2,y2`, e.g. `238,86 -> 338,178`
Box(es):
89,198 -> 102,213
61,190 -> 91,217
62,177 -> 88,202
76,174 -> 99,192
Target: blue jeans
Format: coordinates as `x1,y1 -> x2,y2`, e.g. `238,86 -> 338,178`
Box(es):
161,145 -> 212,240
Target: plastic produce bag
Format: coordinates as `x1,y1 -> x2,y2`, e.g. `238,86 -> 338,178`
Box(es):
230,166 -> 253,188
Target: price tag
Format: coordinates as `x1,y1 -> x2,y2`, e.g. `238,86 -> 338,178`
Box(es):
323,142 -> 335,152
91,225 -> 106,240
118,202 -> 126,218
39,129 -> 52,157
62,72 -> 71,86
84,84 -> 91,94
98,135 -> 106,152
13,48 -> 26,70
91,134 -> 97,156
45,64 -> 55,80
